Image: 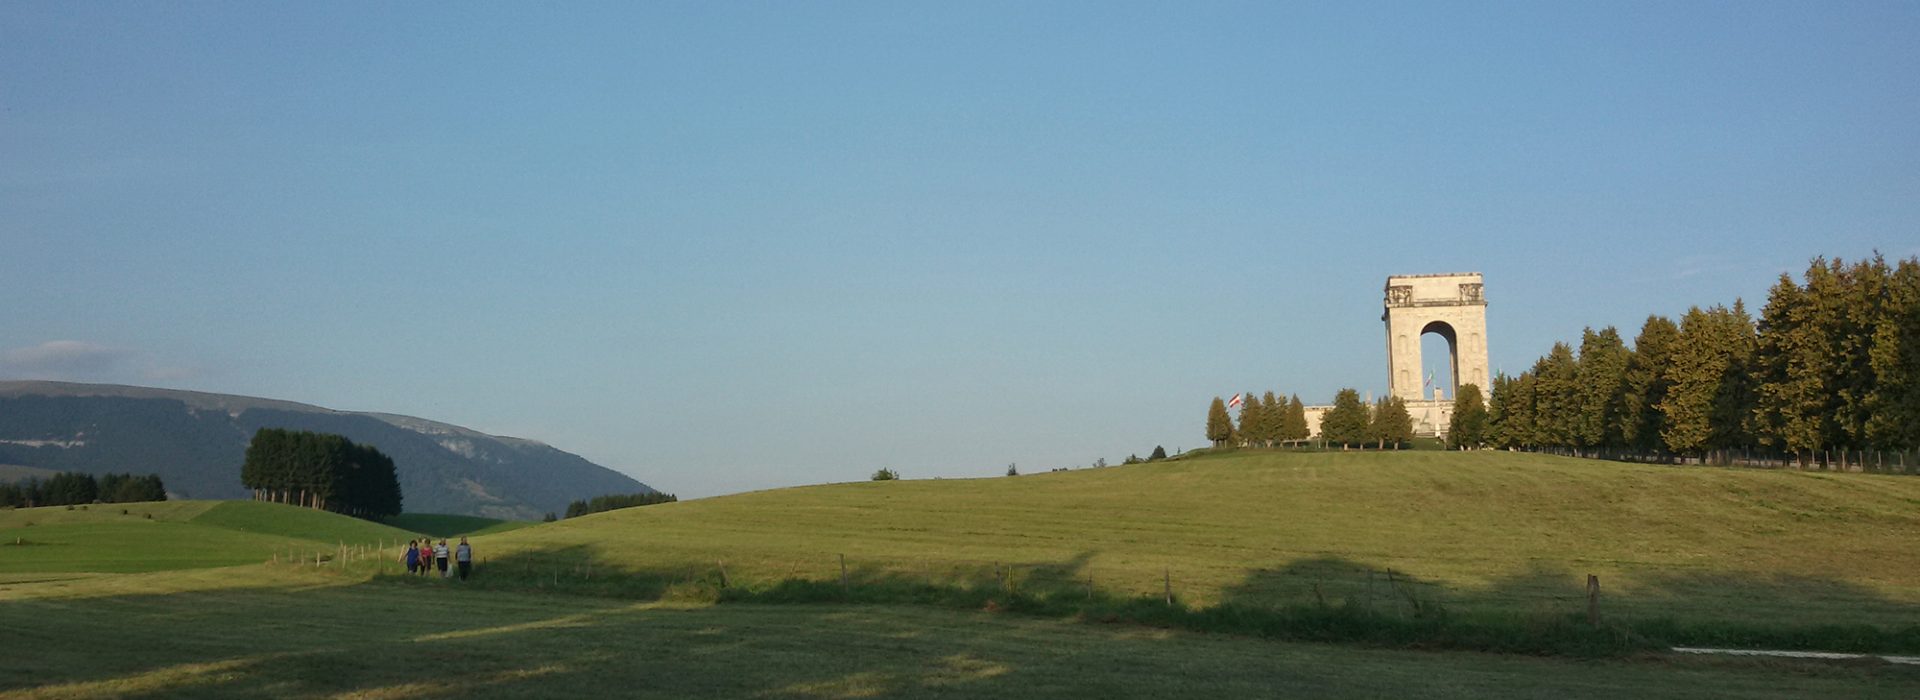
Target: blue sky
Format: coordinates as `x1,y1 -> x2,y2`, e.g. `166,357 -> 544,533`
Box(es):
3,2 -> 1916,498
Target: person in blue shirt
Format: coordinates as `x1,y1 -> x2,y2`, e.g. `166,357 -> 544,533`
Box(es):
403,539 -> 420,574
454,537 -> 473,580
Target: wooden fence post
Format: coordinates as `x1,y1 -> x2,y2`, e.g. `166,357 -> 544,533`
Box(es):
840,554 -> 849,596
1163,567 -> 1172,606
1586,574 -> 1601,627
718,560 -> 728,589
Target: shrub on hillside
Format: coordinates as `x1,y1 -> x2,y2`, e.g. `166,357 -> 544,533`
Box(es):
871,468 -> 899,481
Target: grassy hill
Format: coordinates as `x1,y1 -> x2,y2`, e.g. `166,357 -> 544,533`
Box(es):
4,452 -> 1920,696
0,500 -> 414,574
477,450 -> 1920,635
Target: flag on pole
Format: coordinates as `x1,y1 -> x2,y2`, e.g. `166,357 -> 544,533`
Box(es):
1424,372 -> 1435,390
1227,393 -> 1244,409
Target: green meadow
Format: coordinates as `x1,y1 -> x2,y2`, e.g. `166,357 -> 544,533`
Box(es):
5,449 -> 1920,697
0,501 -> 416,575
478,450 -> 1920,639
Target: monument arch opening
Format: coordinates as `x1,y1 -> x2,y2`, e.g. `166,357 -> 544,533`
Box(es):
1419,320 -> 1458,400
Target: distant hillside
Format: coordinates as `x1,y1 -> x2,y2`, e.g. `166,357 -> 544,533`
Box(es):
0,381 -> 654,519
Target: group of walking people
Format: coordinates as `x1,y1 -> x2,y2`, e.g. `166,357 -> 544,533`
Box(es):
404,537 -> 473,580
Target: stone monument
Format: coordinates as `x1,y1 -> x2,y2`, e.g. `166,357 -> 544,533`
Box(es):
1297,272 -> 1492,439
1382,272 -> 1489,436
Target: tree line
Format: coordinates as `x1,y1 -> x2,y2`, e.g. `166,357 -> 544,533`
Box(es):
562,491 -> 678,518
240,428 -> 403,518
0,471 -> 167,508
1478,254 -> 1920,462
1206,392 -> 1312,447
1205,390 -> 1415,449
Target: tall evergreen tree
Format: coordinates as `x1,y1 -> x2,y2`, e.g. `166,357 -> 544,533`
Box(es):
1755,272 -> 1828,460
1659,305 -> 1754,455
1489,371 -> 1539,449
1320,389 -> 1370,448
1866,257 -> 1920,449
1710,301 -> 1759,450
1448,383 -> 1489,449
1830,257 -> 1887,448
1237,392 -> 1264,447
1573,327 -> 1631,449
1205,397 -> 1233,447
1259,391 -> 1282,446
1282,394 -> 1310,443
1370,396 -> 1414,449
1620,315 -> 1681,452
1532,344 -> 1579,447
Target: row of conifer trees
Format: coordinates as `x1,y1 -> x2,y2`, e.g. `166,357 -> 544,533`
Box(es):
1479,254 -> 1920,459
1205,392 -> 1311,447
239,428 -> 403,517
1204,391 -> 1417,449
0,471 -> 166,508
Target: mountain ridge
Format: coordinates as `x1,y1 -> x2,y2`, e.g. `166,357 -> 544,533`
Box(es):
0,381 -> 653,519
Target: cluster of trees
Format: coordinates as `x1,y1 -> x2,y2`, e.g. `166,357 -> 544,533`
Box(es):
1206,392 -> 1312,447
562,491 -> 678,518
1479,255 -> 1920,460
0,471 -> 167,507
1317,390 -> 1415,449
240,428 -> 402,518
1120,446 -> 1171,465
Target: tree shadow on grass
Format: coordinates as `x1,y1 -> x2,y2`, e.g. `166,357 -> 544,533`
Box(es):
1218,557 -> 1920,654
385,544 -> 1920,656
8,549 -> 1920,699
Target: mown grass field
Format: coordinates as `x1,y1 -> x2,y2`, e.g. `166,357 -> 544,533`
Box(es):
3,571 -> 1916,699
477,450 -> 1920,638
5,450 -> 1920,697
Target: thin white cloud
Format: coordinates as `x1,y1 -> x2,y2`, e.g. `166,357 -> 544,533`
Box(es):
1,340 -> 129,378
0,340 -> 201,384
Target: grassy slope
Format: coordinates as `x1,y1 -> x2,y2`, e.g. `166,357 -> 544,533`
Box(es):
0,500 -> 413,574
1,573 -> 1914,699
383,512 -> 534,538
480,450 -> 1920,629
